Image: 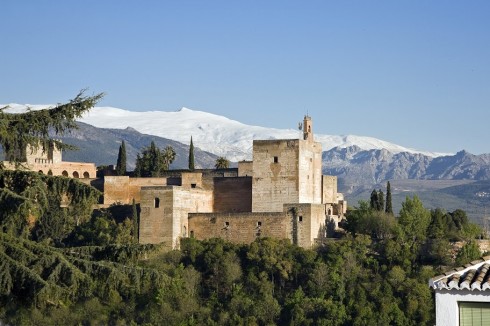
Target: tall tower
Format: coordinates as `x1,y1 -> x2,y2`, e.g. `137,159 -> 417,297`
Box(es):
303,115 -> 313,141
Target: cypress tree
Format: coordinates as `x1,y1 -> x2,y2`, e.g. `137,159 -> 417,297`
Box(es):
115,140 -> 127,176
370,189 -> 379,211
378,189 -> 385,212
385,181 -> 393,215
188,136 -> 195,171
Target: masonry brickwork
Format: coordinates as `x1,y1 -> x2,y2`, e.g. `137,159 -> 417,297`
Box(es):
137,115 -> 346,249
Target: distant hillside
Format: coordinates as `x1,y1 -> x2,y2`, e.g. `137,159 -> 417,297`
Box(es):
57,122 -> 219,169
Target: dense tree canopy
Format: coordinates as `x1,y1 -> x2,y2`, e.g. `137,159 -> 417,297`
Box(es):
134,141 -> 176,177
215,156 -> 230,169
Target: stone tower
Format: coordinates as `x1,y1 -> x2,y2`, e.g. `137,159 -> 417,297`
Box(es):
303,115 -> 313,141
252,116 -> 322,212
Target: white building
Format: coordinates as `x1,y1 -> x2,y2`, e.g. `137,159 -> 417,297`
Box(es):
429,256 -> 490,326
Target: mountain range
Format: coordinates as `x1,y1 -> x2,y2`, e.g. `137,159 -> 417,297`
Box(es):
3,104 -> 490,222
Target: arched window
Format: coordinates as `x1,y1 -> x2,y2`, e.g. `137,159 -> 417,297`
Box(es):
38,170 -> 43,174
48,170 -> 53,176
73,171 -> 79,178
83,171 -> 90,178
62,170 -> 68,177
154,198 -> 160,208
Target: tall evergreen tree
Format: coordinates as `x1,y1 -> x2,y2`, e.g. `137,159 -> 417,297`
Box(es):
378,189 -> 385,212
115,140 -> 127,176
385,181 -> 393,215
370,189 -> 379,211
188,136 -> 195,171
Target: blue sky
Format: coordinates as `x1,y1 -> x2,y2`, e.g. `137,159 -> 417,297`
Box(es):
1,1 -> 489,154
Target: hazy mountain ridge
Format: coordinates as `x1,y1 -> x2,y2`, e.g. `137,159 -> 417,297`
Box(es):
323,146 -> 490,196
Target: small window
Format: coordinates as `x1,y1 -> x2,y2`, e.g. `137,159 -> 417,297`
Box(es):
83,171 -> 90,178
190,230 -> 194,238
62,170 -> 68,177
274,156 -> 278,163
154,198 -> 160,208
73,171 -> 79,178
257,221 -> 262,227
225,221 -> 230,227
191,183 -> 196,188
299,216 -> 303,222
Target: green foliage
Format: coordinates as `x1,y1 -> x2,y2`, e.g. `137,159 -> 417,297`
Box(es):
188,136 -> 195,171
214,156 -> 230,169
134,141 -> 176,177
0,170 -> 100,240
115,140 -> 127,176
455,240 -> 482,265
0,91 -> 103,164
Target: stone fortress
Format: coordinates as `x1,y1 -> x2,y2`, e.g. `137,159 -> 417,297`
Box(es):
2,142 -> 97,179
136,115 -> 346,248
5,116 -> 346,249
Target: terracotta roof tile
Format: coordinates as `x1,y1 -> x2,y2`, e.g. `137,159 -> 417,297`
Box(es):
430,259 -> 490,291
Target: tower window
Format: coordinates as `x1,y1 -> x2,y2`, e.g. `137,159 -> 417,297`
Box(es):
191,183 -> 196,188
274,156 -> 278,163
154,198 -> 160,208
225,221 -> 230,228
257,221 -> 262,227
299,216 -> 303,222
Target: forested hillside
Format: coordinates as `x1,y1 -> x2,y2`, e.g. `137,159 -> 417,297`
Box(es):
0,170 -> 486,325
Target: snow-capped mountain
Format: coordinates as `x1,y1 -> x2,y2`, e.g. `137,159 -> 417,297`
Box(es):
2,104 -> 447,161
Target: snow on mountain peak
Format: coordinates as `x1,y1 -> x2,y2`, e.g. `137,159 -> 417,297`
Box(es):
2,104 -> 447,161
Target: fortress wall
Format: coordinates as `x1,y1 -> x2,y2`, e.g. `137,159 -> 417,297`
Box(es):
32,161 -> 96,178
103,176 -> 167,205
298,140 -> 322,204
322,175 -> 338,204
252,139 -> 300,212
172,187 -> 213,248
188,211 -> 288,244
213,177 -> 252,213
139,187 -> 174,245
238,161 -> 253,177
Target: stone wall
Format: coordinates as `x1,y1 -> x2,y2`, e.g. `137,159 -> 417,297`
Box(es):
103,176 -> 167,205
139,186 -> 213,248
322,175 -> 338,204
189,203 -> 327,248
252,139 -> 300,212
238,161 -> 253,177
298,140 -> 322,204
213,177 -> 252,213
188,211 -> 288,244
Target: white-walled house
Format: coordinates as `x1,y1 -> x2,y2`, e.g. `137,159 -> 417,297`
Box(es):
429,256 -> 490,326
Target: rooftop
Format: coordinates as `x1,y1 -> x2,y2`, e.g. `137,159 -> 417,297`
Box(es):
429,256 -> 490,291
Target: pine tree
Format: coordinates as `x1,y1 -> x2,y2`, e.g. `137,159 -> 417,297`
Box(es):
385,181 -> 393,215
0,91 -> 103,164
188,136 -> 195,171
115,140 -> 127,176
378,189 -> 385,212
